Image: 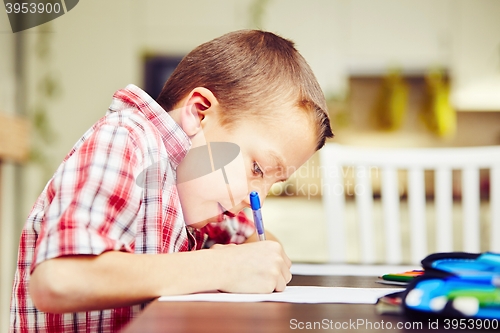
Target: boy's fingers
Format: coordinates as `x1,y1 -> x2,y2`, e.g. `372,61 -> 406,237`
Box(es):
274,243 -> 291,283
281,263 -> 292,284
277,252 -> 292,285
283,251 -> 292,268
274,276 -> 287,292
278,245 -> 291,268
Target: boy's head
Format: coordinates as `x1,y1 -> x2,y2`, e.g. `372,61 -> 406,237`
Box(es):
157,30 -> 333,227
157,29 -> 333,151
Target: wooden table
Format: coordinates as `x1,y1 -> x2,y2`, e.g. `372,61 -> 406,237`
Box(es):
121,275 -> 497,333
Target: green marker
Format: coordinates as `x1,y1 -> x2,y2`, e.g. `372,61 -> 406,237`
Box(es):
448,288 -> 500,307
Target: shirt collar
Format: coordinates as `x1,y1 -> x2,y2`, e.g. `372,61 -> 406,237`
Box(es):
108,84 -> 191,169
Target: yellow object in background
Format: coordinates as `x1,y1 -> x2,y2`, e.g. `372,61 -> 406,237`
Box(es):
420,69 -> 457,138
372,69 -> 409,131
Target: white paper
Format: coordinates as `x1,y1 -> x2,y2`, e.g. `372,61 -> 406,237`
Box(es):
290,263 -> 421,276
159,286 -> 404,304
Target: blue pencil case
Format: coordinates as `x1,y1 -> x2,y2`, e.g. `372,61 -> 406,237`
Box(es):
402,252 -> 500,320
422,252 -> 500,280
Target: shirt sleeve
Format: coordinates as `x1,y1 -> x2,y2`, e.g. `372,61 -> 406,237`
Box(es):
32,124 -> 143,272
200,210 -> 256,247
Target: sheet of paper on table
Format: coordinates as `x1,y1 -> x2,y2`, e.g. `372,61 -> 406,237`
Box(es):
290,263 -> 421,276
159,286 -> 404,304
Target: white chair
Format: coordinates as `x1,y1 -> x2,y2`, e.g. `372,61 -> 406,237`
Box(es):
320,143 -> 500,265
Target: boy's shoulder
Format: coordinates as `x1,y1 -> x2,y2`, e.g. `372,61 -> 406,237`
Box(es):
63,107 -> 160,166
103,107 -> 150,130
93,107 -> 164,143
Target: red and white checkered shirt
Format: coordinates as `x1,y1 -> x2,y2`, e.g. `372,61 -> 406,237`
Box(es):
10,84 -> 255,333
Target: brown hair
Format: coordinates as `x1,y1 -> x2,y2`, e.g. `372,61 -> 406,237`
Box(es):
156,30 -> 333,150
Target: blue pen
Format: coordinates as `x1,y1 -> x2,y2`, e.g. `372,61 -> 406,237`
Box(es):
250,191 -> 266,241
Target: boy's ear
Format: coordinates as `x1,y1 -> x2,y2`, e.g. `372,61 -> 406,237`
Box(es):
180,87 -> 218,136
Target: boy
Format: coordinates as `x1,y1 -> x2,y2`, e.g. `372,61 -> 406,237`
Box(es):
10,30 -> 333,332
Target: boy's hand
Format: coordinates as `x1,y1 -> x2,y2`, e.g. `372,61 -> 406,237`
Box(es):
210,241 -> 292,293
29,241 -> 291,313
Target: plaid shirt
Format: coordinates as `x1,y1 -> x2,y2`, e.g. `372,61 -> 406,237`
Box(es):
10,84 -> 255,333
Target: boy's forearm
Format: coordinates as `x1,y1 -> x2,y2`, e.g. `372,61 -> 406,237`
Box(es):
30,241 -> 291,314
29,250 -> 222,313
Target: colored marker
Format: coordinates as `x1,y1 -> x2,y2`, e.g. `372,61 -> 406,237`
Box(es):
382,270 -> 424,282
448,287 -> 500,307
250,191 -> 266,241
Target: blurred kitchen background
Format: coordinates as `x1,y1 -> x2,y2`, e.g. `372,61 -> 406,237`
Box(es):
1,0 -> 500,330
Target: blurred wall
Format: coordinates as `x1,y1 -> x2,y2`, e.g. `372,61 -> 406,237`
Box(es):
1,1 -> 499,331
17,0 -> 351,217
15,0 -> 500,209
0,14 -> 17,332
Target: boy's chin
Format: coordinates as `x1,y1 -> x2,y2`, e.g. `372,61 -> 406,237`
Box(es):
186,220 -> 209,229
185,215 -> 221,229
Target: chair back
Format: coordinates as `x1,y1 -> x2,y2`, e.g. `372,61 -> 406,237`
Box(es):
320,143 -> 500,264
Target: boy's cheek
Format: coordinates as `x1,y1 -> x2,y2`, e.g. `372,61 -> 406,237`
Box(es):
176,170 -> 231,225
175,145 -> 248,226
221,152 -> 248,207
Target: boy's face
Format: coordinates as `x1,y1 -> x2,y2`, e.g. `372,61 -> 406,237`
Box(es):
176,104 -> 317,229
